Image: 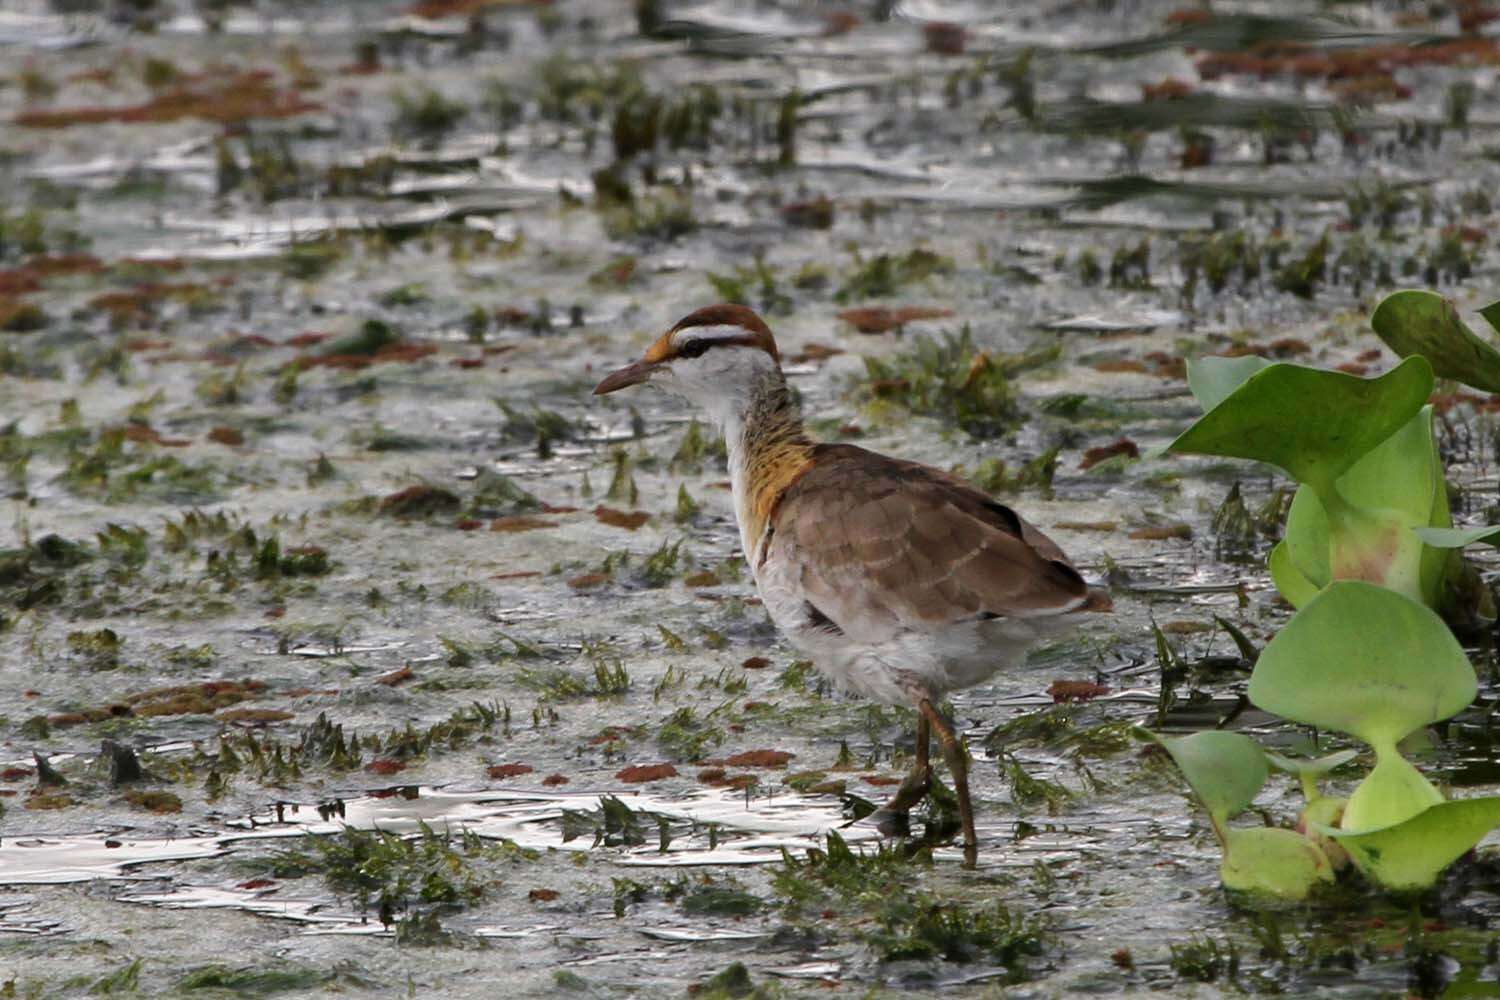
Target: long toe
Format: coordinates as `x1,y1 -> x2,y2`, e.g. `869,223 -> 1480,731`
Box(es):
868,806 -> 913,838
886,765 -> 933,814
867,765 -> 934,838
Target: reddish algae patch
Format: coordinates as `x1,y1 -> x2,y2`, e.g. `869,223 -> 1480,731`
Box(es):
16,71 -> 322,128
616,763 -> 678,783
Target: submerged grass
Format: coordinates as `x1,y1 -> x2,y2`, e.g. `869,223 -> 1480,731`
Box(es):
855,328 -> 1022,438
775,831 -> 1049,974
271,823 -> 490,923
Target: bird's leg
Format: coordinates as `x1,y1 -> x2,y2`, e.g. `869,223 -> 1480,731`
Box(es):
869,712 -> 933,836
890,712 -> 933,811
914,710 -> 930,779
920,698 -> 977,868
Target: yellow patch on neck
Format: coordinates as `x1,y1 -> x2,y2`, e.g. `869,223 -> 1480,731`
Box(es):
741,432 -> 813,562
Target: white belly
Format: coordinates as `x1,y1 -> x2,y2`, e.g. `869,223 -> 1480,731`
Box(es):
753,553 -> 1049,706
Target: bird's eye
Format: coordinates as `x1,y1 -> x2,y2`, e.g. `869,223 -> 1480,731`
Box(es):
677,340 -> 710,359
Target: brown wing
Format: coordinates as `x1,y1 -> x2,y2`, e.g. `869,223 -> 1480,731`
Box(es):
768,444 -> 1090,637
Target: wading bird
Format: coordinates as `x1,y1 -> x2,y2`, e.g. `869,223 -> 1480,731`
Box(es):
594,304 -> 1108,865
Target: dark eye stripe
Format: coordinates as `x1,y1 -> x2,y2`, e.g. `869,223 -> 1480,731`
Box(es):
677,339 -> 711,359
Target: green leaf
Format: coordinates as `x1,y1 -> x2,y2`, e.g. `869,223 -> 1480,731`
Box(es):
1280,400 -> 1447,605
1212,615 -> 1259,662
1267,748 -> 1358,802
1186,355 -> 1273,412
1169,357 -> 1433,498
1268,539 -> 1321,609
1415,525 -> 1500,548
1481,300 -> 1500,338
1315,796 -> 1500,891
1282,402 -> 1442,603
1282,486 -> 1332,596
1157,731 -> 1269,824
1220,826 -> 1333,899
1339,405 -> 1441,523
1264,749 -> 1358,778
1330,502 -> 1430,604
1248,581 -> 1476,750
1297,795 -> 1350,871
1342,751 -> 1444,832
1371,290 -> 1500,393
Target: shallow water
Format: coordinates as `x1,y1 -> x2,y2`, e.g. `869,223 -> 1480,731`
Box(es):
2,0 -> 1500,995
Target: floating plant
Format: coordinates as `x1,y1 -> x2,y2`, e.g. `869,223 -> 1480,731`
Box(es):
1154,731 -> 1332,899
1370,290 -> 1500,394
1160,292 -> 1500,897
1249,582 -> 1500,890
1173,353 -> 1439,605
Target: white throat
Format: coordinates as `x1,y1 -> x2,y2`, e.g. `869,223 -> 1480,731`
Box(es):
657,346 -> 793,576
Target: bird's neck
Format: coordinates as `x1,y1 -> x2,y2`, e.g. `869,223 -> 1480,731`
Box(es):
722,374 -> 813,570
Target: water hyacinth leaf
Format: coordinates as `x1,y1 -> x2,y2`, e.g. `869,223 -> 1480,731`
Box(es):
1415,525 -> 1500,549
1297,795 -> 1350,871
1169,357 -> 1433,497
1268,539 -> 1320,609
1283,491 -> 1428,604
1370,290 -> 1500,393
1315,796 -> 1500,891
1247,581 -> 1476,749
1341,751 -> 1444,833
1280,405 -> 1449,605
1328,502 -> 1430,605
1157,731 -> 1269,823
1220,826 -> 1333,900
1264,748 -> 1358,792
1264,748 -> 1358,776
1281,487 -> 1330,594
1185,355 -> 1272,412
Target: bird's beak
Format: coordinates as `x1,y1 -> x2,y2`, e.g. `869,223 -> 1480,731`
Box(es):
593,359 -> 661,395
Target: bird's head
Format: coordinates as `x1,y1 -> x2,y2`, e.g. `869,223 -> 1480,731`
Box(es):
593,304 -> 783,425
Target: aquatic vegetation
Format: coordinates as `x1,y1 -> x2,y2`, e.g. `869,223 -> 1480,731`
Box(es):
65,627 -> 122,669
968,448 -> 1058,496
657,706 -> 725,761
835,248 -> 954,304
1156,581 -> 1500,894
668,418 -> 725,474
1371,289 -> 1500,394
496,404 -> 579,456
392,87 -> 469,147
1108,239 -> 1152,289
0,533 -> 93,612
775,832 -> 1048,974
272,823 -> 488,922
601,187 -> 697,241
279,240 -> 342,280
693,962 -> 775,1000
88,959 -> 143,995
1161,292 -> 1500,896
1169,935 -> 1238,984
1154,731 -> 1333,899
1272,233 -> 1329,298
1172,353 -> 1440,606
177,964 -> 335,993
856,327 -> 1019,438
706,255 -> 791,316
559,794 -> 692,850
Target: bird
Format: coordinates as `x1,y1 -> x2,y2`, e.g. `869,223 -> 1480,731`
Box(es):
593,303 -> 1109,865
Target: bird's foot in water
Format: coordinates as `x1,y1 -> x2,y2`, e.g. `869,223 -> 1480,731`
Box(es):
867,765 -> 932,837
